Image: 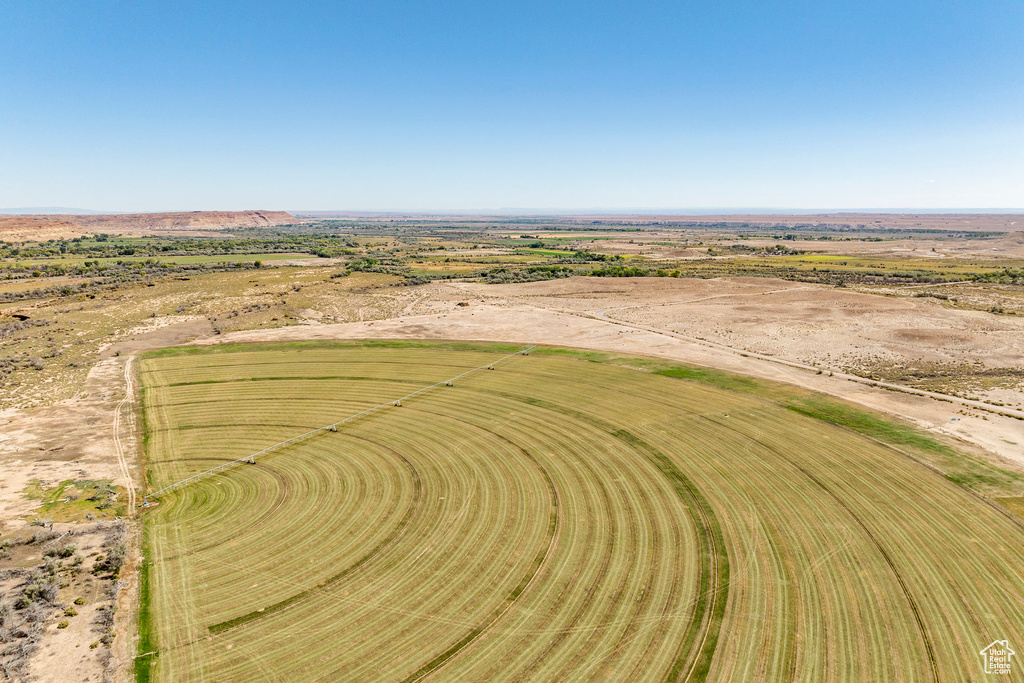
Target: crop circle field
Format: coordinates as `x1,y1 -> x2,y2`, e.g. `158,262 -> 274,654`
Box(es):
137,342 -> 1024,682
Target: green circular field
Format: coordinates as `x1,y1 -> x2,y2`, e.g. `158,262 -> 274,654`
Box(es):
137,342 -> 1024,682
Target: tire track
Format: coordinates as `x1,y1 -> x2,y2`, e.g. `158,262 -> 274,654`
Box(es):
114,356 -> 137,514
591,290 -> 1024,420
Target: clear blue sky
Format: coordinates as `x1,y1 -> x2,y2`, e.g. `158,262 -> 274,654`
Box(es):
1,1 -> 1021,212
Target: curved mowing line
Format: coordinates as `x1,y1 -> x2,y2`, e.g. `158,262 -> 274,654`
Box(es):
709,418 -> 940,683
494,393 -> 729,683
144,347 -> 533,503
160,464 -> 292,562
165,375 -> 418,387
398,421 -> 560,683
207,435 -> 422,634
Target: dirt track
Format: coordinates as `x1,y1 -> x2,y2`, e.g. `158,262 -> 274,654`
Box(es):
592,292 -> 1024,419
0,357 -> 137,682
200,278 -> 1024,468
4,273 -> 1020,680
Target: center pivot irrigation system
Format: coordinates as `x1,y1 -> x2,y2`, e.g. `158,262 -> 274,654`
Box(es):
141,346 -> 535,506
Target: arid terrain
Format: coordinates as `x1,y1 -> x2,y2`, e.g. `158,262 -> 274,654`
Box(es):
0,211 -> 296,241
200,276 -> 1024,467
2,213 -> 1023,681
0,359 -> 138,681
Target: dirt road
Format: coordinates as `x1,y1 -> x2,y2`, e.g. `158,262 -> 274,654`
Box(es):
113,357 -> 136,514
202,295 -> 1024,468
593,291 -> 1024,420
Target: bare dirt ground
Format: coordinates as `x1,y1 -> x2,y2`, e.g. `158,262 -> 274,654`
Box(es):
0,358 -> 137,682
0,359 -> 132,517
586,279 -> 1024,402
3,271 -> 1022,679
203,277 -> 1024,467
22,522 -> 125,683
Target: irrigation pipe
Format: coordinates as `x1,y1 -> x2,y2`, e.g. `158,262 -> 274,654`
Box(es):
142,346 -> 534,505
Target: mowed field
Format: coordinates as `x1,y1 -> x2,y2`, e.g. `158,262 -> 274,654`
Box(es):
136,342 -> 1024,682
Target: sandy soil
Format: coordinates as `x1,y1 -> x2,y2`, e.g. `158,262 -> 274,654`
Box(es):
24,523 -> 118,683
0,360 -> 131,524
0,358 -> 137,682
3,272 -> 1021,679
599,283 -> 1024,396
201,277 -> 1024,467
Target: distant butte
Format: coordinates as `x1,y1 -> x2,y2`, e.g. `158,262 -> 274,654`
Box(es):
0,210 -> 296,240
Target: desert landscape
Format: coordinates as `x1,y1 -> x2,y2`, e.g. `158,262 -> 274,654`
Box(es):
6,3 -> 1022,679
1,211 -> 1023,681
0,211 -> 297,241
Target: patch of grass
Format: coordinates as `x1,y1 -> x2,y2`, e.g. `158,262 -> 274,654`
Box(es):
525,348 -> 789,401
135,524 -> 156,683
786,397 -> 954,456
23,478 -> 125,522
654,365 -> 767,396
137,342 -> 1024,680
532,347 -> 611,363
539,348 -> 1024,498
995,497 -> 1024,521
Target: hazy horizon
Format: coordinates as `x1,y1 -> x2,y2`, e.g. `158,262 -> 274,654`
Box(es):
5,207 -> 1024,218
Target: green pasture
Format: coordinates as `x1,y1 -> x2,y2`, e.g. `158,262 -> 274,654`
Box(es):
136,342 -> 1024,682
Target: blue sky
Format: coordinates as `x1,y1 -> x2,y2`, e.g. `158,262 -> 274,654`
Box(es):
1,1 -> 1022,212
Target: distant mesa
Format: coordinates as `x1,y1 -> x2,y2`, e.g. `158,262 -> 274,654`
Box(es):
0,210 -> 296,240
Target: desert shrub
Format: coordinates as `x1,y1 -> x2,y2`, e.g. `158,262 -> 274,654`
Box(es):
588,265 -> 656,277
93,522 -> 127,577
28,530 -> 58,545
42,557 -> 60,576
88,484 -> 117,509
484,265 -> 574,284
17,571 -> 60,607
57,621 -> 68,629
44,543 -> 77,559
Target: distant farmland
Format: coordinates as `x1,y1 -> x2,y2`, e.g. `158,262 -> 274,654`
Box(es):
136,342 -> 1024,681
